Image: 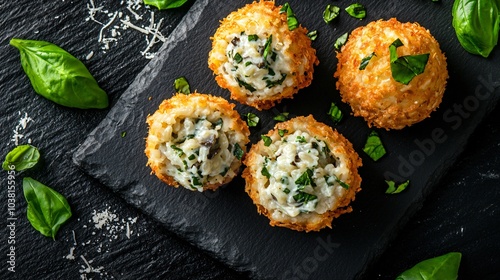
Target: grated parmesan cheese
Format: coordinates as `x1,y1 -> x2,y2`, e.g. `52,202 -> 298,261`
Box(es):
11,111 -> 33,146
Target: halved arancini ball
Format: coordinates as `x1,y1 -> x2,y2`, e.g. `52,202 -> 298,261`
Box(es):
145,93 -> 250,191
334,18 -> 448,130
208,0 -> 319,110
242,115 -> 362,232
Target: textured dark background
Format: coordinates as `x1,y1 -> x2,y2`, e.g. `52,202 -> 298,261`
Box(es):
1,0 -> 499,279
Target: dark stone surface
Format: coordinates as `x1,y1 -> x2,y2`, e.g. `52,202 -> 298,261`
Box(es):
1,0 -> 499,280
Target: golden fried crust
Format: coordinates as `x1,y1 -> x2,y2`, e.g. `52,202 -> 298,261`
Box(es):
145,93 -> 250,191
334,18 -> 448,130
208,0 -> 319,110
242,115 -> 362,232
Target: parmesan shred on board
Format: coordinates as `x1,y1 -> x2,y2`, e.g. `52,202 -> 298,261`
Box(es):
11,112 -> 33,146
85,0 -> 167,59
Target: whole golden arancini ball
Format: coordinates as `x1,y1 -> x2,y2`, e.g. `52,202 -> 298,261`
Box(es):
208,1 -> 319,110
334,18 -> 448,130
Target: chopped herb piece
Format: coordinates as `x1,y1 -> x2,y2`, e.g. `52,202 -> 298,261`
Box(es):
233,143 -> 244,160
248,34 -> 259,41
174,76 -> 190,94
323,5 -> 340,24
261,135 -> 272,146
192,176 -> 202,186
333,174 -> 350,189
170,145 -> 185,156
213,118 -> 224,128
187,134 -> 195,139
307,30 -> 318,41
245,61 -> 253,67
267,67 -> 275,76
322,143 -> 331,155
283,188 -> 291,194
274,112 -> 289,122
296,135 -> 306,143
363,131 -> 386,161
334,32 -> 348,50
220,167 -> 230,176
263,35 -> 273,63
295,169 -> 316,187
270,51 -> 278,62
345,3 -> 367,19
359,52 -> 376,70
281,177 -> 289,185
143,0 -> 189,10
385,180 -> 410,194
266,74 -> 287,88
389,39 -> 430,85
245,113 -> 260,127
328,102 -> 343,124
261,166 -> 271,178
188,154 -> 196,160
121,131 -> 127,138
233,52 -> 243,63
279,3 -> 299,31
183,160 -> 188,170
278,129 -> 288,137
293,192 -> 317,204
237,78 -> 256,92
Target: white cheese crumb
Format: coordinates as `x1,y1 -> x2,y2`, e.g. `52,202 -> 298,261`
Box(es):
10,112 -> 33,146
65,247 -> 76,260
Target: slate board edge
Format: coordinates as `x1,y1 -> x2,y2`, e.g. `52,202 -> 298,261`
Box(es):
72,1 -> 500,279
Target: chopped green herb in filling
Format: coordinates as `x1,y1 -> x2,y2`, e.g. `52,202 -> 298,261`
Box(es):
261,135 -> 272,146
278,129 -> 288,137
233,143 -> 244,160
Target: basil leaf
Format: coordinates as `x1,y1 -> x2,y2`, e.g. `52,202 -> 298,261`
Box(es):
396,252 -> 462,280
333,174 -> 350,189
174,76 -> 190,94
296,136 -> 306,143
389,39 -> 430,85
234,52 -> 243,63
265,74 -> 287,88
10,39 -> 108,109
363,131 -> 386,161
385,180 -> 410,194
245,113 -> 260,127
248,34 -> 259,41
261,166 -> 271,179
359,52 -> 376,70
170,145 -> 185,156
263,35 -> 273,63
307,30 -> 318,41
323,5 -> 341,24
278,129 -> 288,137
334,32 -> 349,51
295,169 -> 315,187
279,3 -> 299,31
328,102 -> 343,124
23,177 -> 72,240
143,0 -> 188,10
2,144 -> 40,171
274,112 -> 289,122
345,3 -> 367,19
293,192 -> 317,204
261,135 -> 272,147
452,0 -> 500,58
237,77 -> 256,92
233,143 -> 244,160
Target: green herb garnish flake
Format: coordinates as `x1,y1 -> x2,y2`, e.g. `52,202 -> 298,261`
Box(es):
334,175 -> 350,189
328,102 -> 343,124
296,135 -> 306,143
363,131 -> 386,161
334,32 -> 348,51
385,180 -> 410,194
307,30 -> 318,41
263,35 -> 273,63
261,135 -> 272,146
278,129 -> 288,137
295,169 -> 315,187
174,76 -> 190,94
237,78 -> 256,92
274,112 -> 289,122
171,145 -> 185,157
279,3 -> 299,31
389,39 -> 430,85
234,52 -> 243,63
245,113 -> 260,127
293,192 -> 317,204
248,34 -> 259,41
233,143 -> 244,160
345,3 -> 367,19
283,188 -> 291,194
261,166 -> 271,179
323,5 -> 340,24
359,52 -> 376,70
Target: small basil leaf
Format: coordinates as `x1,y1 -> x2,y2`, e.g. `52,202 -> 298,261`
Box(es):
274,112 -> 289,122
261,135 -> 272,147
389,39 -> 430,85
334,32 -> 349,51
345,3 -> 367,19
396,252 -> 462,280
278,129 -> 288,137
23,177 -> 72,240
237,77 -> 256,92
279,3 -> 299,31
385,180 -> 410,194
263,35 -> 273,63
359,52 -> 376,70
174,76 -> 190,94
143,0 -> 189,10
10,39 -> 108,109
328,102 -> 343,124
323,5 -> 341,24
293,192 -> 317,204
307,30 -> 318,41
363,131 -> 386,161
2,144 -> 40,171
245,113 -> 260,127
452,0 -> 500,58
233,143 -> 244,160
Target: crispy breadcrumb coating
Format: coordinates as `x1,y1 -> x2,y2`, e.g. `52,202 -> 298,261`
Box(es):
242,115 -> 362,232
335,18 -> 448,130
208,0 -> 319,110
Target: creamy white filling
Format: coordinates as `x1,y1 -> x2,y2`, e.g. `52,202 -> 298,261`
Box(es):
220,33 -> 292,98
159,117 -> 236,191
257,130 -> 350,217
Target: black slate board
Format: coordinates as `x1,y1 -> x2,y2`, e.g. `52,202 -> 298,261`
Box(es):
73,0 -> 500,279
